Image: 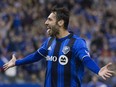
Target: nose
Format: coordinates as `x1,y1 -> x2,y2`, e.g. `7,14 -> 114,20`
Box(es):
45,20 -> 48,25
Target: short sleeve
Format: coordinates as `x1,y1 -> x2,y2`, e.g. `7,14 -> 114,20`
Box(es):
73,39 -> 90,61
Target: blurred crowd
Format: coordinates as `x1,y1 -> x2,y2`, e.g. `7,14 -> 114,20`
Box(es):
0,0 -> 116,87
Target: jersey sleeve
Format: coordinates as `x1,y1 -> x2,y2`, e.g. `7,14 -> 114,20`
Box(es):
73,39 -> 90,61
37,38 -> 50,57
73,38 -> 100,74
15,38 -> 50,66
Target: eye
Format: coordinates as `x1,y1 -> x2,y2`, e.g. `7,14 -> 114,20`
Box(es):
48,18 -> 52,21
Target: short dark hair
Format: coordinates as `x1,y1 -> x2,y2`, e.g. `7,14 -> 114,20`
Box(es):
51,6 -> 70,29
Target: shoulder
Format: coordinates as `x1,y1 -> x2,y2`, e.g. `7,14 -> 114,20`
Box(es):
72,34 -> 87,49
40,37 -> 52,48
37,37 -> 54,51
44,37 -> 55,47
73,35 -> 86,44
45,37 -> 53,43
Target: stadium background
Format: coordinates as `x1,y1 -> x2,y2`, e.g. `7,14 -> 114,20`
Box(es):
0,0 -> 116,87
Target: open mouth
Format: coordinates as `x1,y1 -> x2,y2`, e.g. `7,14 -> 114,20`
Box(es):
46,26 -> 51,33
47,29 -> 50,33
47,26 -> 51,29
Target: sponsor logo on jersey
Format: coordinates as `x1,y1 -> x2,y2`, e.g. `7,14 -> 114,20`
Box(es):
46,56 -> 57,62
46,55 -> 68,65
62,46 -> 70,54
59,55 -> 68,65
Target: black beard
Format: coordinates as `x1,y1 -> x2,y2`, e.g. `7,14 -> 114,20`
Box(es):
50,26 -> 59,37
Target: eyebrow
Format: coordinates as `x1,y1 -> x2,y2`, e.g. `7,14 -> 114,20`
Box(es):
52,12 -> 56,15
47,17 -> 52,20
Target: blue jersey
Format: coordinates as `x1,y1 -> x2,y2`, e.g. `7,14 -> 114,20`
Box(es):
15,33 -> 99,87
37,33 -> 90,87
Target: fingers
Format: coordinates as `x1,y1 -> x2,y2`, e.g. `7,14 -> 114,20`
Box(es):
12,54 -> 17,61
12,54 -> 15,58
102,74 -> 111,80
101,73 -> 111,80
3,63 -> 9,71
3,54 -> 16,71
106,62 -> 112,68
105,72 -> 112,77
107,70 -> 115,74
101,70 -> 114,80
104,73 -> 111,78
101,75 -> 106,80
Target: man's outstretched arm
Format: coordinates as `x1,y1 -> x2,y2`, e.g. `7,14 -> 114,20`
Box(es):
74,39 -> 115,80
83,56 -> 115,80
3,48 -> 47,70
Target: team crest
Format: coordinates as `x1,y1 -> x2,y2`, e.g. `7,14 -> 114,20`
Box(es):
62,46 -> 70,54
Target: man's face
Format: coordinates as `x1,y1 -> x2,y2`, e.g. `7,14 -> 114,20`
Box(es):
45,12 -> 59,37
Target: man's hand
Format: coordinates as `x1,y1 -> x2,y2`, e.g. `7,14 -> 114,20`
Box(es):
3,54 -> 16,71
98,63 -> 115,80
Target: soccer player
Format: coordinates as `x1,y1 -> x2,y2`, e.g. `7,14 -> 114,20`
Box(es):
3,6 -> 114,87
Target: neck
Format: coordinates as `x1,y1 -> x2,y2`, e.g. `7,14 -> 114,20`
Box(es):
56,28 -> 70,38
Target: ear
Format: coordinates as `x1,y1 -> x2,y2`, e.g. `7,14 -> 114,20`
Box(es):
58,20 -> 64,27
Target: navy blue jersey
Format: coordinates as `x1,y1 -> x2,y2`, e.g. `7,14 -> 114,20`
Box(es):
37,33 -> 90,87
